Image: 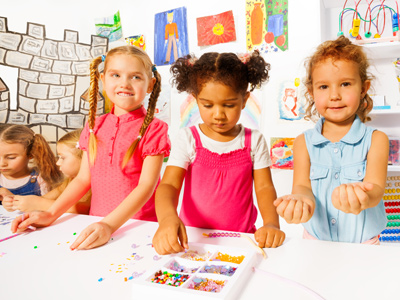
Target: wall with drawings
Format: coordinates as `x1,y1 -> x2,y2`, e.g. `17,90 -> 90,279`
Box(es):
1,0 -> 324,229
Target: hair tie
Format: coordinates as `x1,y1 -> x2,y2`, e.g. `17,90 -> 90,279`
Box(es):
137,135 -> 142,140
238,53 -> 250,64
89,129 -> 94,133
75,141 -> 80,149
152,65 -> 157,73
101,55 -> 106,62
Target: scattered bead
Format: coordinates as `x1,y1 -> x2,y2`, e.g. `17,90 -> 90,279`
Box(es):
98,278 -> 103,282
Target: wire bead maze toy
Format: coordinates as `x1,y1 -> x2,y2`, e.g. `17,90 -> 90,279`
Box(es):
337,0 -> 400,44
202,231 -> 267,259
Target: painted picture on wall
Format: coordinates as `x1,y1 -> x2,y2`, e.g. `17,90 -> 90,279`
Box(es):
246,0 -> 289,53
0,16 -> 108,148
196,10 -> 236,46
95,11 -> 123,43
144,84 -> 171,127
154,7 -> 189,66
125,35 -> 146,51
180,93 -> 262,129
278,80 -> 305,121
270,137 -> 294,169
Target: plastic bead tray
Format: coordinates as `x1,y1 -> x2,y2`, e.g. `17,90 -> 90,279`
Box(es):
132,243 -> 258,299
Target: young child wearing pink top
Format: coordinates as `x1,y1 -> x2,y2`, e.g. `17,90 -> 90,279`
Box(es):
153,51 -> 285,255
12,46 -> 171,250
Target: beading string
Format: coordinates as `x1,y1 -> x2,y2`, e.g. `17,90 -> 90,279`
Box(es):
203,231 -> 267,259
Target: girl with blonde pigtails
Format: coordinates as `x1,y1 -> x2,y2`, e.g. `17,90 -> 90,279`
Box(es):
12,46 -> 171,250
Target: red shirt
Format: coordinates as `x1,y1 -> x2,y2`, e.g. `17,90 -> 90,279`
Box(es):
79,106 -> 170,220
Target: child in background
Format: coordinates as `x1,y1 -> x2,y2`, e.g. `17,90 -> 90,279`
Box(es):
0,124 -> 62,204
2,129 -> 91,214
12,46 -> 170,250
274,36 -> 389,244
153,51 -> 285,255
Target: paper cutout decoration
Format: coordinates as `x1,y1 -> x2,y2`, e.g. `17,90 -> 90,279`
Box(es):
125,35 -> 146,51
95,11 -> 123,42
196,10 -> 236,46
154,7 -> 189,66
270,137 -> 294,169
246,0 -> 289,53
180,93 -> 261,129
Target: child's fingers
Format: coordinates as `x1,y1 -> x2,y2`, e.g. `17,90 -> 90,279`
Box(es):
338,184 -> 350,212
291,200 -> 304,223
353,185 -> 369,209
70,229 -> 94,250
76,233 -> 100,250
300,202 -> 311,223
275,200 -> 290,218
347,185 -> 361,214
271,232 -> 284,248
14,214 -> 36,233
283,200 -> 296,223
178,224 -> 189,249
255,231 -> 267,248
273,198 -> 284,207
167,232 -> 184,253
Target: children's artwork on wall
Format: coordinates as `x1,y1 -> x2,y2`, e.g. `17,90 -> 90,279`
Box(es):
278,80 -> 305,121
270,137 -> 294,169
95,11 -> 123,43
196,10 -> 236,47
179,93 -> 262,129
143,84 -> 171,127
246,0 -> 289,53
0,16 -> 108,148
125,35 -> 146,51
154,7 -> 189,66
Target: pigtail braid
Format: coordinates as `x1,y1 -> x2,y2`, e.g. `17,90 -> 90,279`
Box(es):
88,56 -> 103,165
30,134 -> 63,190
121,69 -> 162,169
246,50 -> 270,91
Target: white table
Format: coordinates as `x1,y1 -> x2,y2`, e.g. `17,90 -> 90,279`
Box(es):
0,207 -> 399,300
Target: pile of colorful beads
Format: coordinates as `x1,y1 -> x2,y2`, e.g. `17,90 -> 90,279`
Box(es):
199,265 -> 237,276
212,252 -> 245,264
187,277 -> 226,292
150,270 -> 189,287
180,250 -> 211,261
167,260 -> 199,273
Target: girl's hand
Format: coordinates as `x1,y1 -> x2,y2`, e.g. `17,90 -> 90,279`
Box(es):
274,195 -> 315,224
70,222 -> 112,250
152,215 -> 188,255
9,196 -> 30,212
2,195 -> 16,212
11,211 -> 55,233
331,182 -> 374,215
254,225 -> 285,248
0,187 -> 13,202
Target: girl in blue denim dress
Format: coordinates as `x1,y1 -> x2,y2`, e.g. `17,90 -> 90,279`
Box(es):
274,36 -> 389,244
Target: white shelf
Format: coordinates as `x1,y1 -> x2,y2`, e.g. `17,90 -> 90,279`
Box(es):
388,166 -> 400,172
370,107 -> 400,115
362,42 -> 400,60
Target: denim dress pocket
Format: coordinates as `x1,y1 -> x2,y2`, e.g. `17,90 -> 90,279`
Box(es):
309,166 -> 329,181
342,162 -> 366,182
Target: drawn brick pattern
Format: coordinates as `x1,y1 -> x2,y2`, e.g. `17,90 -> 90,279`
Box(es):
0,16 -> 108,147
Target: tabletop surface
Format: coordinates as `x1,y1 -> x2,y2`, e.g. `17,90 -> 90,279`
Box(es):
0,207 -> 399,300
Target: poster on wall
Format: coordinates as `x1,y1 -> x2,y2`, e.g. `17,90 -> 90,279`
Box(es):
246,0 -> 289,53
95,11 -> 123,43
278,80 -> 305,121
196,10 -> 236,46
154,7 -> 189,66
125,35 -> 146,51
0,16 -> 108,147
143,84 -> 171,127
179,92 -> 262,129
270,137 -> 294,169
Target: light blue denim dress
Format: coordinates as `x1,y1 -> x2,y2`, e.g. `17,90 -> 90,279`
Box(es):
303,115 -> 386,243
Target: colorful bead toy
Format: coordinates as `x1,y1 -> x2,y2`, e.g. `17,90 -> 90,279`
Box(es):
187,277 -> 226,292
150,270 -> 189,287
212,252 -> 245,264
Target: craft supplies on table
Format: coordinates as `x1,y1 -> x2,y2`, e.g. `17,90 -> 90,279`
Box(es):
132,243 -> 259,299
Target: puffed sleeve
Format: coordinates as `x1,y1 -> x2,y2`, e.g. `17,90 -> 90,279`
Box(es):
139,118 -> 171,159
78,122 -> 90,152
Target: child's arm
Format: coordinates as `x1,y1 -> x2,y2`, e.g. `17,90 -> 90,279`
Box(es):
70,154 -> 165,250
11,152 -> 91,232
152,165 -> 188,255
274,134 -> 316,223
254,167 -> 285,248
331,130 -> 389,214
